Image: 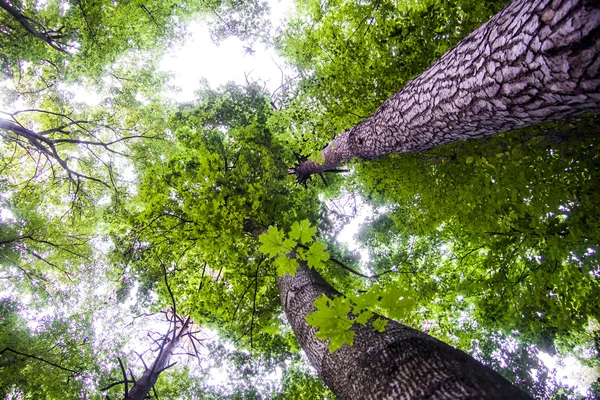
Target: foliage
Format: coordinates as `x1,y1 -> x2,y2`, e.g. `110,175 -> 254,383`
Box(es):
350,119 -> 600,397
2,0 -> 600,397
207,0 -> 272,45
271,0 -> 600,395
353,119 -> 600,348
0,297 -> 123,399
258,221 -> 328,275
257,219 -> 417,353
271,0 -> 507,158
305,280 -> 416,352
0,0 -> 268,83
107,84 -> 324,369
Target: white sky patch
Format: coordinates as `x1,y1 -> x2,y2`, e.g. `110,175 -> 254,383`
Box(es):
160,0 -> 295,102
538,352 -> 599,396
328,191 -> 388,267
0,207 -> 16,222
160,23 -> 288,102
337,205 -> 371,263
0,82 -> 28,112
59,83 -> 104,106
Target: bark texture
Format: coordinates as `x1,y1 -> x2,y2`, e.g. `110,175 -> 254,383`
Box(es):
293,0 -> 600,181
278,262 -> 532,400
244,220 -> 531,399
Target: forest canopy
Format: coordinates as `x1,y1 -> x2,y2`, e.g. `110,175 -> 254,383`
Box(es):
0,0 -> 599,398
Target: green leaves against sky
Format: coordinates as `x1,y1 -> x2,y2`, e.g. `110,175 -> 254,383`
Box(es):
1,0 -> 599,398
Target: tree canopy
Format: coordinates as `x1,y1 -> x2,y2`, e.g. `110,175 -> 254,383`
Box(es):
1,0 -> 599,398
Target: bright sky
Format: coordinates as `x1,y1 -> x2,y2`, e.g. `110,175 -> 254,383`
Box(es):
159,0 -> 294,102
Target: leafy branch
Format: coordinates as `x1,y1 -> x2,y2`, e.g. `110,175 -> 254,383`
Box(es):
0,0 -> 72,53
0,347 -> 80,374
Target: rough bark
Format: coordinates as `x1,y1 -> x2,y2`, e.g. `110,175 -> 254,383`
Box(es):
243,222 -> 531,399
292,0 -> 600,182
279,262 -> 532,400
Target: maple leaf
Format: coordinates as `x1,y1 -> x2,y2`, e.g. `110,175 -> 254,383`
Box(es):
372,317 -> 388,333
305,240 -> 329,269
307,295 -> 354,352
354,310 -> 373,325
274,254 -> 299,276
289,219 -> 316,244
258,226 -> 285,257
378,285 -> 416,320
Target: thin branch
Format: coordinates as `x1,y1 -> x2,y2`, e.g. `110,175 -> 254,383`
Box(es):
154,362 -> 177,375
296,243 -> 389,279
250,260 -> 260,355
157,257 -> 177,342
0,347 -> 79,374
139,4 -> 164,31
0,0 -> 70,53
100,379 -> 135,391
134,351 -> 148,370
117,357 -> 128,398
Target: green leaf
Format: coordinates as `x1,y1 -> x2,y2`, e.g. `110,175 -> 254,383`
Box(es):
282,238 -> 297,252
465,156 -> 474,164
355,310 -> 373,325
349,287 -> 380,314
258,226 -> 285,257
274,254 -> 300,276
289,219 -> 317,244
307,295 -> 354,352
372,318 -> 388,333
305,240 -> 330,269
322,329 -> 355,353
378,285 -> 415,320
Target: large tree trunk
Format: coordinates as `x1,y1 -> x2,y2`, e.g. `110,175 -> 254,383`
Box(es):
242,222 -> 531,399
292,0 -> 600,182
278,261 -> 532,399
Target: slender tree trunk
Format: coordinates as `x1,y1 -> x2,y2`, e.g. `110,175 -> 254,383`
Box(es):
126,317 -> 190,400
243,222 -> 531,399
292,0 -> 600,182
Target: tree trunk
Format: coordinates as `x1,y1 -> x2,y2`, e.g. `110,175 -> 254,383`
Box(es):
242,222 -> 531,399
292,0 -> 600,182
126,317 -> 190,400
278,261 -> 532,399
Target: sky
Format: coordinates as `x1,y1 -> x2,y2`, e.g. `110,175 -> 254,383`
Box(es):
157,0 -> 373,259
159,0 -> 295,103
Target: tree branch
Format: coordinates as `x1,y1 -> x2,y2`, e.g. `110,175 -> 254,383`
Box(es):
0,0 -> 70,53
0,347 -> 79,374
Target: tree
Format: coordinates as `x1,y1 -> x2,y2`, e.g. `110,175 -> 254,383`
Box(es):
352,116 -> 600,364
290,0 -> 600,182
0,0 -> 70,53
102,309 -> 197,400
2,0 -> 599,397
245,222 -> 533,399
118,82 -> 588,397
273,0 -> 600,395
115,67 -> 600,396
0,296 -> 122,399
